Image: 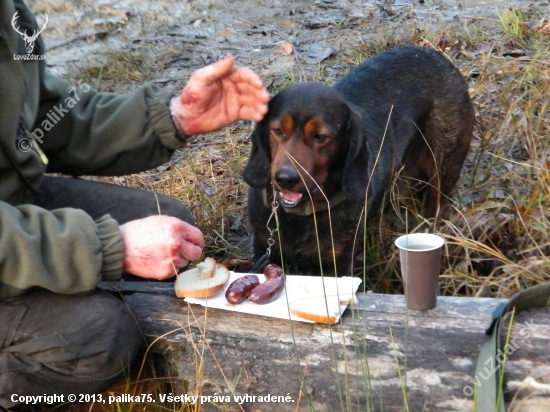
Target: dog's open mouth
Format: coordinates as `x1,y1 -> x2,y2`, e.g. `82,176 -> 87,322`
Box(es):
278,191 -> 304,208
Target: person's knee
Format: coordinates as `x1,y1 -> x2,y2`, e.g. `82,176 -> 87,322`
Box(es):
0,291 -> 143,407
67,291 -> 143,380
154,193 -> 196,226
34,176 -> 196,226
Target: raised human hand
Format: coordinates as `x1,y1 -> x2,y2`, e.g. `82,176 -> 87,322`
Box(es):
171,55 -> 270,136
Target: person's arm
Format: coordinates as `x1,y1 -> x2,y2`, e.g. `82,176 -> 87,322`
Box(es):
0,201 -> 124,299
0,202 -> 207,298
37,56 -> 269,177
37,73 -> 180,176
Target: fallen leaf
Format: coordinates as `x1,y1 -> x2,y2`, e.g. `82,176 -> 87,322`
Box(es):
274,43 -> 293,56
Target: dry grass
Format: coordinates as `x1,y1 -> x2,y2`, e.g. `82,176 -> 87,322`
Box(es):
355,23 -> 550,296
71,9 -> 550,300
438,35 -> 550,297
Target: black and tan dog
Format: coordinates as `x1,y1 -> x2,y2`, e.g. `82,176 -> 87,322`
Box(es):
243,46 -> 474,276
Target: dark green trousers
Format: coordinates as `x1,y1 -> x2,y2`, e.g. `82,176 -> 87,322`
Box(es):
0,177 -> 194,408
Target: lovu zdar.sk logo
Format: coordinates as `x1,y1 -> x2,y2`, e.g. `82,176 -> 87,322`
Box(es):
12,10 -> 48,60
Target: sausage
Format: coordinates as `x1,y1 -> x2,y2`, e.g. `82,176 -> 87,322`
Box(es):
248,275 -> 285,304
263,263 -> 283,280
225,275 -> 260,304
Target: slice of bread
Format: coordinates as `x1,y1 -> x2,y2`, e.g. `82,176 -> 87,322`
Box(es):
174,257 -> 230,298
289,277 -> 359,324
289,295 -> 342,324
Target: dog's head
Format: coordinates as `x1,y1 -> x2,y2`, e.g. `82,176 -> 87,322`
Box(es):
243,82 -> 369,210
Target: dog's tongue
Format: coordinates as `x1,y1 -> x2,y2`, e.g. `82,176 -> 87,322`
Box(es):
280,191 -> 303,203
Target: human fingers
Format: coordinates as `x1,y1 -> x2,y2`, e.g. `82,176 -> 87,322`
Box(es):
227,65 -> 267,91
226,75 -> 270,107
229,88 -> 270,108
166,219 -> 204,263
174,220 -> 205,248
174,237 -> 203,263
191,54 -> 235,85
233,83 -> 270,107
238,103 -> 269,122
224,74 -> 269,121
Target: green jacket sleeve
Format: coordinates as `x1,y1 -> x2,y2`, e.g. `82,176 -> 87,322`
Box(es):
35,73 -> 187,176
0,201 -> 124,299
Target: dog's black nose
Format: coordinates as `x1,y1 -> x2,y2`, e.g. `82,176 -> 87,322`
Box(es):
275,168 -> 300,189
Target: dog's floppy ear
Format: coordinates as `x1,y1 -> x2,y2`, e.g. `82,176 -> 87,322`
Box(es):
341,111 -> 370,199
243,115 -> 271,188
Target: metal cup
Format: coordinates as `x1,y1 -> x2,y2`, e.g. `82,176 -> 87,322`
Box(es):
395,233 -> 445,311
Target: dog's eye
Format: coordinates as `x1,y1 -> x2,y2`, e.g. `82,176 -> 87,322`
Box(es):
271,128 -> 284,139
312,134 -> 329,143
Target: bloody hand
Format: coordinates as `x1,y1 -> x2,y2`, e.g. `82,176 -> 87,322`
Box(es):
171,54 -> 270,136
119,215 -> 204,279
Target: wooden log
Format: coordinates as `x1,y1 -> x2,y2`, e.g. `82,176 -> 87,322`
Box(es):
100,282 -> 550,412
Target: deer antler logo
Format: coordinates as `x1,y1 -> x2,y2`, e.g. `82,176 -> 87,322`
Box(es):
12,10 -> 49,54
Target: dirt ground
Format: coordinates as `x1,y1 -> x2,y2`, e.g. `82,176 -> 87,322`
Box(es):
33,0 -> 537,81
